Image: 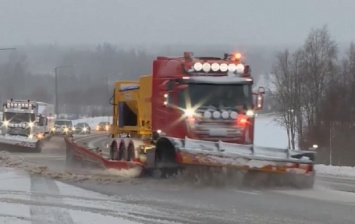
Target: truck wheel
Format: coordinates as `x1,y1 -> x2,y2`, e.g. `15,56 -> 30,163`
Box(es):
111,142 -> 125,160
118,144 -> 125,160
110,142 -> 118,160
155,140 -> 179,178
126,145 -> 134,161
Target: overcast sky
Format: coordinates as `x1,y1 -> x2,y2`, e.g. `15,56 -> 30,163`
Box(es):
1,0 -> 355,47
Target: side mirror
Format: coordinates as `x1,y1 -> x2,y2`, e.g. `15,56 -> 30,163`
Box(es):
163,92 -> 170,107
38,117 -> 44,126
255,94 -> 264,110
258,86 -> 265,95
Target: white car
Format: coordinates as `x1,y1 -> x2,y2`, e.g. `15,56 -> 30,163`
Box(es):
51,119 -> 74,136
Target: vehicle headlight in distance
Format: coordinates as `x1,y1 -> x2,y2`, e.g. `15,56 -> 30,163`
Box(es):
184,108 -> 195,117
64,127 -> 68,132
3,120 -> 9,127
83,127 -> 87,132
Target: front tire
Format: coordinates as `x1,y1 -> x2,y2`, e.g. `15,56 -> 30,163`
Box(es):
33,141 -> 43,153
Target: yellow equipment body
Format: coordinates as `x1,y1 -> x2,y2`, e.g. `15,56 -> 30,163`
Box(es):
112,75 -> 152,138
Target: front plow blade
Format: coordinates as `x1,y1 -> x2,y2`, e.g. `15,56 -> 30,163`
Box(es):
173,137 -> 316,188
0,135 -> 43,152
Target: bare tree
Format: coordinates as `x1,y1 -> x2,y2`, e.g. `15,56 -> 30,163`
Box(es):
271,49 -> 302,149
301,25 -> 338,130
271,26 -> 339,151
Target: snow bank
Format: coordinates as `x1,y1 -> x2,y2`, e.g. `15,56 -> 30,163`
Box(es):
315,164 -> 355,178
0,151 -> 140,185
254,114 -> 290,149
72,116 -> 112,129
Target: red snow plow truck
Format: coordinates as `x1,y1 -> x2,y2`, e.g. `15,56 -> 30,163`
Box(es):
65,51 -> 316,188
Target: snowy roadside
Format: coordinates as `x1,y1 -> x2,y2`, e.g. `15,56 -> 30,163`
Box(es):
315,164 -> 355,178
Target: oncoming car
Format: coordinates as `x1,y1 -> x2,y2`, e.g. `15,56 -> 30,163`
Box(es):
51,119 -> 74,137
74,122 -> 91,134
96,121 -> 111,131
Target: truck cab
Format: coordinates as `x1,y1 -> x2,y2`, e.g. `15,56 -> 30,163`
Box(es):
151,52 -> 265,145
1,100 -> 55,140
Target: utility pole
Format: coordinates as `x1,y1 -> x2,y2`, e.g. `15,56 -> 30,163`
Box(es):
54,65 -> 73,117
0,48 -> 16,103
106,74 -> 110,122
329,122 -> 334,165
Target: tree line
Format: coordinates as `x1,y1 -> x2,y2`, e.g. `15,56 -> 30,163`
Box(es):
271,25 -> 355,166
0,43 -> 155,116
0,43 -> 279,117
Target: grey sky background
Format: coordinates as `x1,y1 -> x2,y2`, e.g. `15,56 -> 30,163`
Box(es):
1,0 -> 355,48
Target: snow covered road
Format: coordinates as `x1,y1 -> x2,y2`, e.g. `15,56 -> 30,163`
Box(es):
1,114 -> 355,223
1,164 -> 355,224
0,168 -> 145,224
0,167 -> 188,224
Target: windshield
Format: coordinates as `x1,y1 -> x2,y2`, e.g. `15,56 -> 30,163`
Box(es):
178,83 -> 252,110
76,123 -> 88,127
3,112 -> 35,123
55,120 -> 72,126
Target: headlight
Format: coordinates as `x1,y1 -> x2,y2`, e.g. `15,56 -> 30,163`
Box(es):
72,127 -> 75,131
37,133 -> 43,139
246,110 -> 254,117
212,111 -> 221,119
28,122 -> 34,128
236,63 -> 245,74
105,125 -> 109,130
83,127 -> 87,132
3,120 -> 9,127
184,108 -> 195,117
64,127 -> 68,132
51,127 -> 55,131
28,134 -> 33,139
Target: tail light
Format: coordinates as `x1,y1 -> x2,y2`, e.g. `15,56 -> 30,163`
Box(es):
236,115 -> 248,127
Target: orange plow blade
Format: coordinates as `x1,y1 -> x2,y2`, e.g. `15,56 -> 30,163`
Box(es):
173,137 -> 316,189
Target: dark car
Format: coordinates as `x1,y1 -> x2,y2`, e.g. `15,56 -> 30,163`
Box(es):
96,121 -> 111,131
74,122 -> 91,134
